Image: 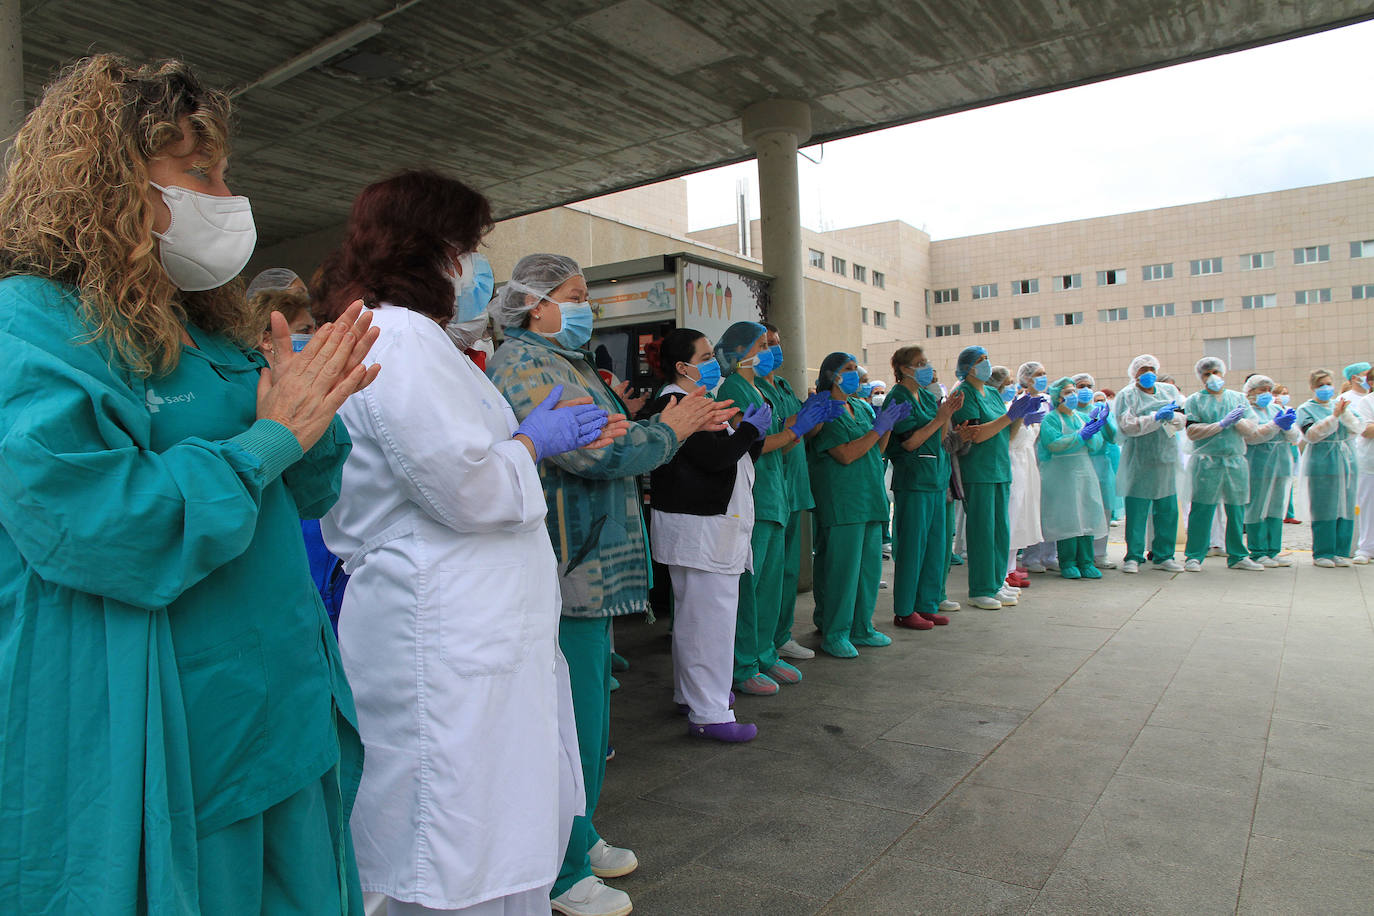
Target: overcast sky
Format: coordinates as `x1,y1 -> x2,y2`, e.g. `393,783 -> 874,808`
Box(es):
684,20 -> 1374,241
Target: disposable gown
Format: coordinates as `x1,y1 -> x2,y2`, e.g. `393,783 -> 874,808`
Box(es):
1113,382 -> 1185,499
1079,405 -> 1118,519
1297,399 -> 1359,520
1241,402 -> 1299,524
1184,389 -> 1254,505
1008,418 -> 1043,550
1036,408 -> 1107,541
0,276 -> 361,913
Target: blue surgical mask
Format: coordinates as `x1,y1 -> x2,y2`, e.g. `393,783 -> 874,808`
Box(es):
691,357 -> 722,391
1279,394 -> 1291,406
769,344 -> 784,371
972,361 -> 992,382
547,300 -> 594,349
1033,376 -> 1048,392
1138,371 -> 1157,389
1076,389 -> 1093,407
452,251 -> 495,323
1205,375 -> 1225,393
290,333 -> 311,353
1255,392 -> 1274,409
1001,386 -> 1015,403
838,369 -> 861,395
912,365 -> 934,387
859,382 -> 875,399
751,346 -> 775,377
1316,384 -> 1335,401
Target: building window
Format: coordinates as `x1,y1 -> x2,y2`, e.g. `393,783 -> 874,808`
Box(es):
1190,257 -> 1223,276
1013,315 -> 1041,330
933,288 -> 958,304
808,248 -> 824,269
1352,240 -> 1374,259
1097,269 -> 1127,286
1354,285 -> 1374,300
860,307 -> 868,324
1294,245 -> 1330,265
872,270 -> 886,288
926,325 -> 932,337
873,311 -> 887,328
1012,278 -> 1039,295
853,264 -> 867,283
1191,298 -> 1224,314
1052,273 -> 1082,291
935,324 -> 960,337
1054,312 -> 1084,326
1241,294 -> 1277,310
1294,288 -> 1332,305
893,300 -> 901,317
1142,263 -> 1173,281
1098,307 -> 1128,322
832,256 -> 846,274
972,319 -> 1000,333
862,347 -> 868,363
972,282 -> 998,300
1204,335 -> 1256,373
1240,251 -> 1274,270
1143,303 -> 1175,319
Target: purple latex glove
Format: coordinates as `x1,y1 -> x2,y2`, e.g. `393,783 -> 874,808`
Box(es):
514,384 -> 609,461
872,398 -> 913,435
1218,406 -> 1246,429
1089,403 -> 1110,423
1274,408 -> 1297,431
1079,416 -> 1106,441
1006,393 -> 1044,422
1023,403 -> 1050,427
791,391 -> 841,437
741,402 -> 773,436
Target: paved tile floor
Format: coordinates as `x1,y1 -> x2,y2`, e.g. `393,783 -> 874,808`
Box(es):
597,540 -> 1374,915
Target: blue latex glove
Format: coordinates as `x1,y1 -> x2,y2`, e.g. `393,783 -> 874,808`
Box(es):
1153,402 -> 1178,422
1218,406 -> 1246,429
1006,393 -> 1044,422
1274,408 -> 1297,431
872,398 -> 913,435
741,403 -> 773,436
514,384 -> 609,461
791,392 -> 839,437
1089,403 -> 1110,423
1023,403 -> 1050,427
1079,417 -> 1105,441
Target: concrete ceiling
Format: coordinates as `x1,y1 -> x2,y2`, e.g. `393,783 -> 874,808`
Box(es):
17,0 -> 1373,247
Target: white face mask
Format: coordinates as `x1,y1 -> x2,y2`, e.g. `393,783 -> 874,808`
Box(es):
150,182 -> 256,291
445,314 -> 489,349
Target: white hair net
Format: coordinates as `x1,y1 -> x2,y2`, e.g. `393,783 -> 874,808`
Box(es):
1071,372 -> 1095,388
988,365 -> 1011,388
1016,361 -> 1044,388
1128,354 -> 1160,379
489,253 -> 583,328
1243,374 -> 1275,394
1195,356 -> 1226,379
245,267 -> 301,303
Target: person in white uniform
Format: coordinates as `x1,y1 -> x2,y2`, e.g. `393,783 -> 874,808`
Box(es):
1339,362 -> 1374,561
1005,362 -> 1049,584
317,171 -> 623,916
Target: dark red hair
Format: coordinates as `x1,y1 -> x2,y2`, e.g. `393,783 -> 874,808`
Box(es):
313,169 -> 494,322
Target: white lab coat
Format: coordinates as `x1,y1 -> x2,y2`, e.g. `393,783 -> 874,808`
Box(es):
323,306 -> 584,910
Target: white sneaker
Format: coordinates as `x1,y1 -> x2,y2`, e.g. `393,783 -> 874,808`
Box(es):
1314,557 -> 1336,568
1001,583 -> 1021,593
938,599 -> 961,612
1271,555 -> 1293,567
1353,554 -> 1371,565
879,580 -> 890,589
1122,560 -> 1139,574
1110,519 -> 1123,527
588,839 -> 638,879
996,588 -> 1019,605
1184,559 -> 1202,572
1207,546 -> 1226,558
1152,558 -> 1185,573
882,548 -> 892,560
1025,563 -> 1047,574
1334,556 -> 1354,568
1257,556 -> 1279,568
1230,557 -> 1264,571
970,595 -> 1003,610
1094,557 -> 1118,569
1044,561 -> 1060,572
778,639 -> 816,660
552,876 -> 633,916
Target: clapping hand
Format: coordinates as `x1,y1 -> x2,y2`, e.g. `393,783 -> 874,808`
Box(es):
872,398 -> 913,435
1006,393 -> 1044,422
1218,406 -> 1246,428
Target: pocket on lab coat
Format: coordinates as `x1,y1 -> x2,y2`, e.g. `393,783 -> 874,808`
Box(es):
437,561 -> 533,677
177,629 -> 269,825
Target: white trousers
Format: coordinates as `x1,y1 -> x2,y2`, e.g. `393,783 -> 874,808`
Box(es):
366,887 -> 556,916
1022,540 -> 1056,567
668,564 -> 738,725
1358,475 -> 1374,555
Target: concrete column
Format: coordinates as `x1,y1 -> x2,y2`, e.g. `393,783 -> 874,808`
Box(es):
0,0 -> 21,161
742,99 -> 811,394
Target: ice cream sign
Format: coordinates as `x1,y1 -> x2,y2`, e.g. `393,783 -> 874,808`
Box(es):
680,260 -> 769,343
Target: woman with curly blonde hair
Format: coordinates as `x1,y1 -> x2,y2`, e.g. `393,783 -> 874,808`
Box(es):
0,55 -> 379,913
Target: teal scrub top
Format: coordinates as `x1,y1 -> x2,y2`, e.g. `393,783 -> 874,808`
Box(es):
718,372 -> 789,524
0,277 -> 359,912
950,380 -> 1012,484
769,376 -> 816,512
808,396 -> 887,526
884,383 -> 951,492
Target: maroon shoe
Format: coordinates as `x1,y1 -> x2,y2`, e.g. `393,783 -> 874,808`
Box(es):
918,612 -> 950,626
893,613 -> 935,631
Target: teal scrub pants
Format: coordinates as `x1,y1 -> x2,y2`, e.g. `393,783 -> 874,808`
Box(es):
813,521 -> 883,651
736,519 -> 785,683
553,616 -> 612,898
892,489 -> 946,618
1312,518 -> 1356,560
1246,518 -> 1285,559
772,509 -> 805,651
1185,502 -> 1247,564
1123,495 -> 1178,564
1056,535 -> 1095,572
963,482 -> 1010,598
